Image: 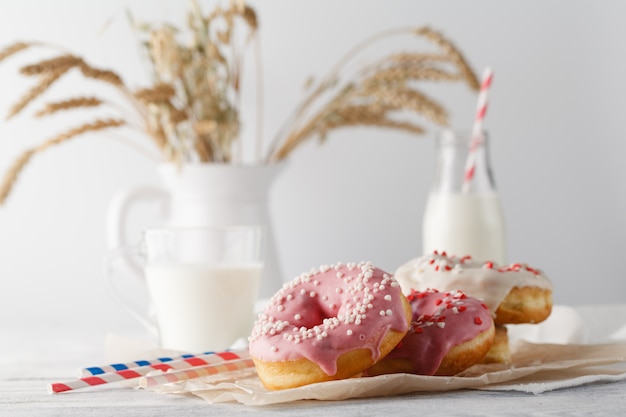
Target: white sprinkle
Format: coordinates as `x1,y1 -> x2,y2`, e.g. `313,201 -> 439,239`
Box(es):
310,291 -> 316,298
271,346 -> 278,352
286,294 -> 293,301
346,329 -> 353,336
437,322 -> 446,328
386,309 -> 393,316
336,287 -> 343,294
294,314 -> 302,320
384,295 -> 392,301
300,289 -> 306,295
277,305 -> 284,312
379,310 -> 386,316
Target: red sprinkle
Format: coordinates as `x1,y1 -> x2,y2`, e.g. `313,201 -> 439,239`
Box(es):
435,299 -> 443,305
474,317 -> 483,325
526,266 -> 539,275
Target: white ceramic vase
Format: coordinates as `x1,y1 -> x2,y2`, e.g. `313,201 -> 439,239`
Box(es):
107,162 -> 285,298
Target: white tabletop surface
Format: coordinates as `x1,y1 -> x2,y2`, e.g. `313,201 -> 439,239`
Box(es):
2,305 -> 626,416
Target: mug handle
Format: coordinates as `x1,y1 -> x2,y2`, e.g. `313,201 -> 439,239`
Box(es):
103,245 -> 158,337
106,185 -> 169,276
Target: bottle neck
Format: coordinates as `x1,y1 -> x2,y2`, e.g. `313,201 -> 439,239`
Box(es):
431,130 -> 496,194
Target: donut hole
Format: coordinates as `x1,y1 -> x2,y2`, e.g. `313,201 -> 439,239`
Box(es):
295,297 -> 339,329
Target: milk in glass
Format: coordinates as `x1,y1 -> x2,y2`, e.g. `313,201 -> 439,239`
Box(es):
145,263 -> 262,353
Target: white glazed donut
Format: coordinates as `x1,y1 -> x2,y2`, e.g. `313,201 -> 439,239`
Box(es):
395,251 -> 553,325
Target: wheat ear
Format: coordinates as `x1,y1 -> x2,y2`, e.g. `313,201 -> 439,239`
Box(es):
6,68 -> 69,120
78,62 -> 124,87
415,27 -> 480,90
0,119 -> 125,205
20,55 -> 83,76
35,97 -> 103,117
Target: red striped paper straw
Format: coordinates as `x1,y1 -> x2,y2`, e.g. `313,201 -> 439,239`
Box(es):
462,67 -> 493,193
48,349 -> 250,394
139,358 -> 255,388
78,350 -> 248,377
49,368 -> 153,393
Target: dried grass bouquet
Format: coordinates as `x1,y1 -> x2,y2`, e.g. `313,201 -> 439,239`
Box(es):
0,0 -> 479,205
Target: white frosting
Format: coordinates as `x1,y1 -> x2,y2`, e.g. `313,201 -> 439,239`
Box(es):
394,252 -> 553,312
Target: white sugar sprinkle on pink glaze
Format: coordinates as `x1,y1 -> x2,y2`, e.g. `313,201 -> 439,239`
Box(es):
249,262 -> 409,376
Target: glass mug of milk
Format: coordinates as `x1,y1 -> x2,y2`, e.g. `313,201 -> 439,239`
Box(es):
422,129 -> 506,263
105,226 -> 263,353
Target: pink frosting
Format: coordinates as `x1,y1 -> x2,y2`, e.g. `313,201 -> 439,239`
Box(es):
384,289 -> 492,375
248,262 -> 409,376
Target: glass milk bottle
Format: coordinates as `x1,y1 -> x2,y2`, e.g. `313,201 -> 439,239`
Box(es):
422,129 -> 506,264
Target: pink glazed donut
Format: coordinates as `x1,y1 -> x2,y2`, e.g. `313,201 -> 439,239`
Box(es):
248,262 -> 411,390
367,289 -> 495,376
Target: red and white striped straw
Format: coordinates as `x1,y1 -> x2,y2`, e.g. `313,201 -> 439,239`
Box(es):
139,358 -> 256,388
78,350 -> 248,377
462,67 -> 493,193
48,349 -> 250,394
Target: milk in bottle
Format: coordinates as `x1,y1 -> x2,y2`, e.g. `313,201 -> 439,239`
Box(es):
422,130 -> 506,264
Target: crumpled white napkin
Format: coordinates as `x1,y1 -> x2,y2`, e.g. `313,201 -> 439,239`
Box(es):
507,305 -> 588,344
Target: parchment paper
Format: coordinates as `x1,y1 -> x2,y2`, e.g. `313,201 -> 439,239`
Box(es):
140,341 -> 626,405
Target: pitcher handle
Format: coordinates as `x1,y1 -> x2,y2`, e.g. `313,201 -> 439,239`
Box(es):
103,245 -> 158,337
106,186 -> 169,276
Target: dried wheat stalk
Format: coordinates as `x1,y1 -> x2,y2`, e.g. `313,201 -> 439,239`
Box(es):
0,3 -> 479,205
0,119 -> 125,205
0,0 -> 262,204
78,61 -> 125,87
414,27 -> 480,90
269,26 -> 480,162
6,68 -> 69,119
20,55 -> 82,75
133,83 -> 176,103
0,42 -> 30,62
35,97 -> 103,117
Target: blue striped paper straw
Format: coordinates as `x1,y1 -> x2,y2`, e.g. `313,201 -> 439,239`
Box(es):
78,350 -> 248,377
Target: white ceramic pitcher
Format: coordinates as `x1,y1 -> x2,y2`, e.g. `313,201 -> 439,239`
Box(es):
107,162 -> 285,298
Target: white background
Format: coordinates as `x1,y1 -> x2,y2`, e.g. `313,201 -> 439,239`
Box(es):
0,0 -> 625,346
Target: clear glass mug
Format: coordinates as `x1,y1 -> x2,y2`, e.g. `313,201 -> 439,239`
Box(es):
105,226 -> 263,353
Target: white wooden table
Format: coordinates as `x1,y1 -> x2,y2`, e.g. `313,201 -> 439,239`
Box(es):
3,377 -> 626,416
2,305 -> 626,416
